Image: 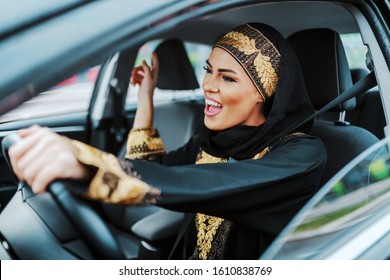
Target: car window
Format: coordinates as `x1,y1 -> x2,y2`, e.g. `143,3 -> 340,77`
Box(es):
262,137 -> 390,259
0,66 -> 99,123
126,40 -> 210,105
340,33 -> 368,70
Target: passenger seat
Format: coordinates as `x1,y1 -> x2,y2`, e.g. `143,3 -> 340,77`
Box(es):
153,38 -> 204,151
118,38 -> 204,155
287,29 -> 379,186
348,68 -> 385,139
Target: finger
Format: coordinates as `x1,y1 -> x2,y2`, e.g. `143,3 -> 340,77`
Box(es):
18,125 -> 41,138
17,131 -> 52,171
134,70 -> 145,83
130,68 -> 136,85
10,127 -> 50,163
141,60 -> 152,78
19,139 -> 59,185
30,164 -> 60,193
8,148 -> 23,181
136,70 -> 145,76
9,127 -> 54,180
29,144 -> 87,193
151,52 -> 159,80
131,73 -> 146,86
131,66 -> 144,85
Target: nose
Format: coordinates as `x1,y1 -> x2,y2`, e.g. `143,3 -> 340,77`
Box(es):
202,73 -> 219,93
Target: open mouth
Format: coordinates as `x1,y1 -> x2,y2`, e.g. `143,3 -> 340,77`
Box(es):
204,98 -> 223,116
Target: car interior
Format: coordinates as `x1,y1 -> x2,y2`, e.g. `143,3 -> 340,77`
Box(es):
287,28 -> 380,186
0,1 -> 388,260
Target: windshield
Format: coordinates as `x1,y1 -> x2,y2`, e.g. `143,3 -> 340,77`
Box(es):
262,137 -> 390,259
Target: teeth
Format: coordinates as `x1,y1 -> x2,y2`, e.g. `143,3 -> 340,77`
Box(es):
206,99 -> 222,107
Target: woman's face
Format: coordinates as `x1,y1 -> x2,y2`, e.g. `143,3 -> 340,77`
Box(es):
202,48 -> 266,131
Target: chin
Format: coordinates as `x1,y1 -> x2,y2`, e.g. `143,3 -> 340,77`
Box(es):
204,118 -> 218,131
204,118 -> 231,131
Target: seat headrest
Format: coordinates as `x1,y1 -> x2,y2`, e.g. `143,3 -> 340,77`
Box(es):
287,28 -> 356,111
351,68 -> 369,84
154,39 -> 200,90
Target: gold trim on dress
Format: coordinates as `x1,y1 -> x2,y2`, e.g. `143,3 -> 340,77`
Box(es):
195,214 -> 230,260
125,127 -> 165,160
193,145 -> 272,260
66,138 -> 161,204
66,127 -> 307,258
196,150 -> 228,164
193,150 -> 228,260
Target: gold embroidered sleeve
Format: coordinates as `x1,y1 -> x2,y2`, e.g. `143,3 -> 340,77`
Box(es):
65,138 -> 161,205
125,127 -> 165,160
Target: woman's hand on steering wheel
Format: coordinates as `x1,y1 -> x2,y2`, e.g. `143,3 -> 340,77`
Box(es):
8,125 -> 91,194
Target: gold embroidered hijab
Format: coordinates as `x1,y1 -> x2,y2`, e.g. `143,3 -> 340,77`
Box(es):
214,23 -> 281,101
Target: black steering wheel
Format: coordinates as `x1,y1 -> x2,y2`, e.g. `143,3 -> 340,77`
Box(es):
1,133 -> 124,260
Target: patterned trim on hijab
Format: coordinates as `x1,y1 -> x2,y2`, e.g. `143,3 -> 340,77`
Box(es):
214,24 -> 281,101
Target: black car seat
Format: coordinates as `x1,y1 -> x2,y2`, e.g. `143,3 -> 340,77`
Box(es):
148,38 -> 204,152
118,38 -> 204,155
287,29 -> 379,186
107,39 -> 204,258
348,68 -> 386,139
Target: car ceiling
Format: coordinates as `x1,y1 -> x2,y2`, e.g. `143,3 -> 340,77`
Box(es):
161,1 -> 359,45
0,0 -> 90,39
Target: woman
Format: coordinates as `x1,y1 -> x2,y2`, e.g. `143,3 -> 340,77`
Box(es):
9,23 -> 327,259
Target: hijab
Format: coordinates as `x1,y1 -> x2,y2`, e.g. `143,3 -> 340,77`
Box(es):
200,23 -> 314,160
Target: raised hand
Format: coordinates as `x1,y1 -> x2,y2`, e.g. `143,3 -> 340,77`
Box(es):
131,52 -> 159,128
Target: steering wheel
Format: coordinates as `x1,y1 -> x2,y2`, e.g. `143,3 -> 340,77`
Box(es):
1,133 -> 125,260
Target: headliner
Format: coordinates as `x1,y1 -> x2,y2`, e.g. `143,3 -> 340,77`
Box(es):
163,1 -> 358,45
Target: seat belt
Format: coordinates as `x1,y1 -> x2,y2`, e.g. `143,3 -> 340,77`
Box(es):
282,71 -> 377,139
109,77 -> 126,143
168,213 -> 195,260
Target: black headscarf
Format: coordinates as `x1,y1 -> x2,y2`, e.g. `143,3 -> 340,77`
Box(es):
200,23 -> 314,160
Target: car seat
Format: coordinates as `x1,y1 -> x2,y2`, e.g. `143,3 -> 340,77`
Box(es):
118,38 -> 204,154
287,29 -> 379,186
348,68 -> 386,139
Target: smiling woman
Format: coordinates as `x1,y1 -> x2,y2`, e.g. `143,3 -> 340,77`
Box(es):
0,0 -> 388,264
203,48 -> 265,130
8,22 -> 327,260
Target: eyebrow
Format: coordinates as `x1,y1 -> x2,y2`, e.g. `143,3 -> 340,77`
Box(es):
206,60 -> 237,74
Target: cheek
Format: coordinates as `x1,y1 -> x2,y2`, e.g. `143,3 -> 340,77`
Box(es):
222,95 -> 255,125
225,100 -> 255,120
223,87 -> 260,119
223,86 -> 257,109
222,84 -> 245,103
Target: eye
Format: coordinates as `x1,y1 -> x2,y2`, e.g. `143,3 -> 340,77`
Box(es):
222,76 -> 236,83
203,66 -> 212,74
